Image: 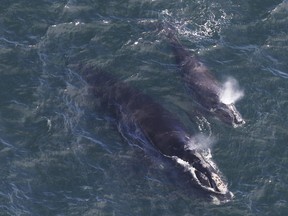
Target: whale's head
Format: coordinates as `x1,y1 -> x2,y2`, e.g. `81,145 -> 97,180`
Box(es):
212,102 -> 245,127
172,150 -> 234,203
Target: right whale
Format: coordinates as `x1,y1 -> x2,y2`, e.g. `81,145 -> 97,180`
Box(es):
80,65 -> 233,203
165,28 -> 245,127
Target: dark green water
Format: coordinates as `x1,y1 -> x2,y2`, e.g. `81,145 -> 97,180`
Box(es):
1,0 -> 288,215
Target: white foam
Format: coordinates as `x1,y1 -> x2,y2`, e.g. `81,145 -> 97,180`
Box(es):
220,77 -> 244,104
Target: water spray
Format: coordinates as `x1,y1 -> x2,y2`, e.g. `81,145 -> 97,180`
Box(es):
220,77 -> 244,105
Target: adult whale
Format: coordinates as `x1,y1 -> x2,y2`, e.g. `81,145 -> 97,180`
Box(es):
165,28 -> 245,127
80,65 -> 233,202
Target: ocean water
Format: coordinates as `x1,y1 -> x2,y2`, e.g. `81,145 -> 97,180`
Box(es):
0,0 -> 288,215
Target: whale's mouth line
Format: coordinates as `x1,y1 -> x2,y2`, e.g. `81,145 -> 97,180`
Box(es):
225,103 -> 246,126
212,102 -> 245,127
171,155 -> 231,196
171,154 -> 235,204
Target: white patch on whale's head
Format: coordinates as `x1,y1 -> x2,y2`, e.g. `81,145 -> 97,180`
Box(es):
172,134 -> 233,203
172,154 -> 232,200
220,77 -> 244,105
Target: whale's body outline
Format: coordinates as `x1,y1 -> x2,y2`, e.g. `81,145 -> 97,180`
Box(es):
165,27 -> 245,127
80,66 -> 233,202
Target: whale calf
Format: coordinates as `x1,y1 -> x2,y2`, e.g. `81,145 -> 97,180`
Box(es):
165,28 -> 245,127
80,65 -> 233,202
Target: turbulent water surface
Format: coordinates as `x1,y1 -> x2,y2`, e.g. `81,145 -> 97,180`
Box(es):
0,0 -> 288,215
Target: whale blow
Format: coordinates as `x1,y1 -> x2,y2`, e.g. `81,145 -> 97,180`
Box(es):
220,77 -> 244,105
